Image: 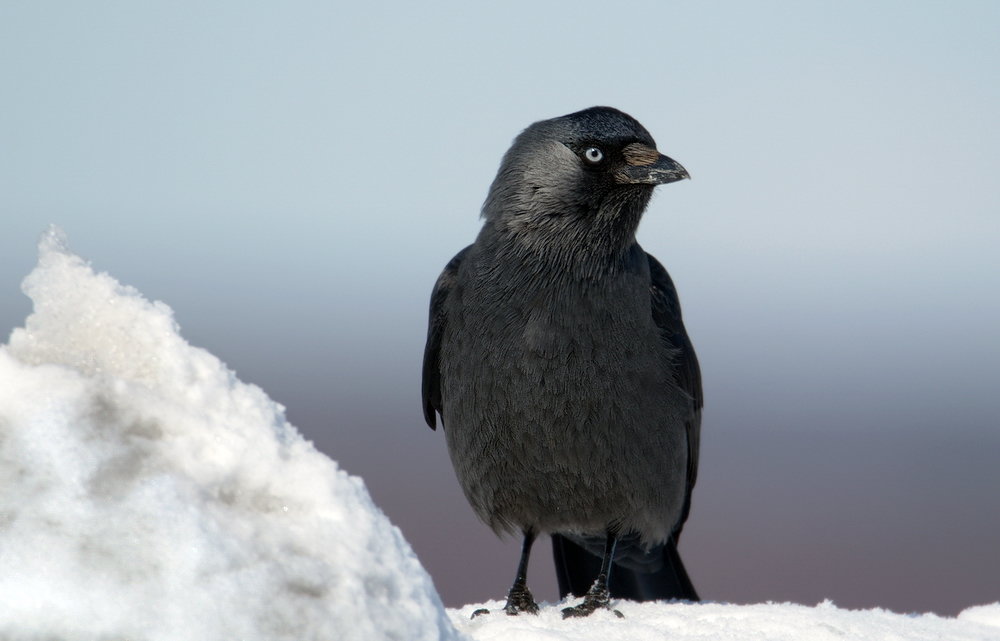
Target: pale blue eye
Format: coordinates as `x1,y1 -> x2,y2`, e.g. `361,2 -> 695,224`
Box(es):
583,147 -> 604,164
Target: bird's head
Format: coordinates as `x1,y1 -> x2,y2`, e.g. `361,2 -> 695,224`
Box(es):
482,106 -> 688,259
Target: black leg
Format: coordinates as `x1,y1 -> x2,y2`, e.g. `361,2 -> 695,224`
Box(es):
561,530 -> 625,618
504,529 -> 540,615
471,529 -> 540,618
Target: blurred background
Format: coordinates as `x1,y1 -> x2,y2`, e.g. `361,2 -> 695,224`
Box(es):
2,1 -> 997,616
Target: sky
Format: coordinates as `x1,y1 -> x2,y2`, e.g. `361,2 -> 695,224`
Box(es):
1,0 -> 998,616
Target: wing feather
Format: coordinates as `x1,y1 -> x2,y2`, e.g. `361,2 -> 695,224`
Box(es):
421,246 -> 471,429
647,253 -> 702,535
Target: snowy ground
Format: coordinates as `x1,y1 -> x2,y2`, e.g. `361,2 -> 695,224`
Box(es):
0,228 -> 996,641
449,600 -> 1000,641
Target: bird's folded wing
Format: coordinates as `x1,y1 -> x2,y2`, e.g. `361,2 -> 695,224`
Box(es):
421,245 -> 472,429
647,252 -> 703,536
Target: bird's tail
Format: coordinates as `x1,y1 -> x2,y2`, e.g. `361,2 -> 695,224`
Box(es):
551,533 -> 699,602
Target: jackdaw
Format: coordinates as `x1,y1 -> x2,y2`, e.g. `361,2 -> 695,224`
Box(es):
422,106 -> 701,618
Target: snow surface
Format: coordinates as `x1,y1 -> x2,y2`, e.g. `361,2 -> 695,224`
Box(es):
1,227 -> 996,641
451,599 -> 1000,641
0,227 -> 456,641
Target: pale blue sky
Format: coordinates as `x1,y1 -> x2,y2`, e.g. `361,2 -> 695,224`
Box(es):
2,1 -> 998,614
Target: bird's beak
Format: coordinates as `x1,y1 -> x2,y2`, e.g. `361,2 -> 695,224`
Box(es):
615,142 -> 690,185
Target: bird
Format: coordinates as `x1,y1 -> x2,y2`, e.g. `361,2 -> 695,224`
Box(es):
421,106 -> 702,618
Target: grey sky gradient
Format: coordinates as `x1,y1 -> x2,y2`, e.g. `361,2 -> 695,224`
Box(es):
2,1 -> 998,615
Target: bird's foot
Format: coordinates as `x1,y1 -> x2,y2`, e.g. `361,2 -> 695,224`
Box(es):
469,584 -> 539,619
503,583 -> 540,616
561,583 -> 624,619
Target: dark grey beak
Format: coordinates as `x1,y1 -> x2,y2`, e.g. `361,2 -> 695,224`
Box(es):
616,143 -> 690,185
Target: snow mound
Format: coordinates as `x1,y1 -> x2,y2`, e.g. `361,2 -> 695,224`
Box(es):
449,599 -> 1000,641
959,603 -> 1000,629
0,227 -> 456,641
